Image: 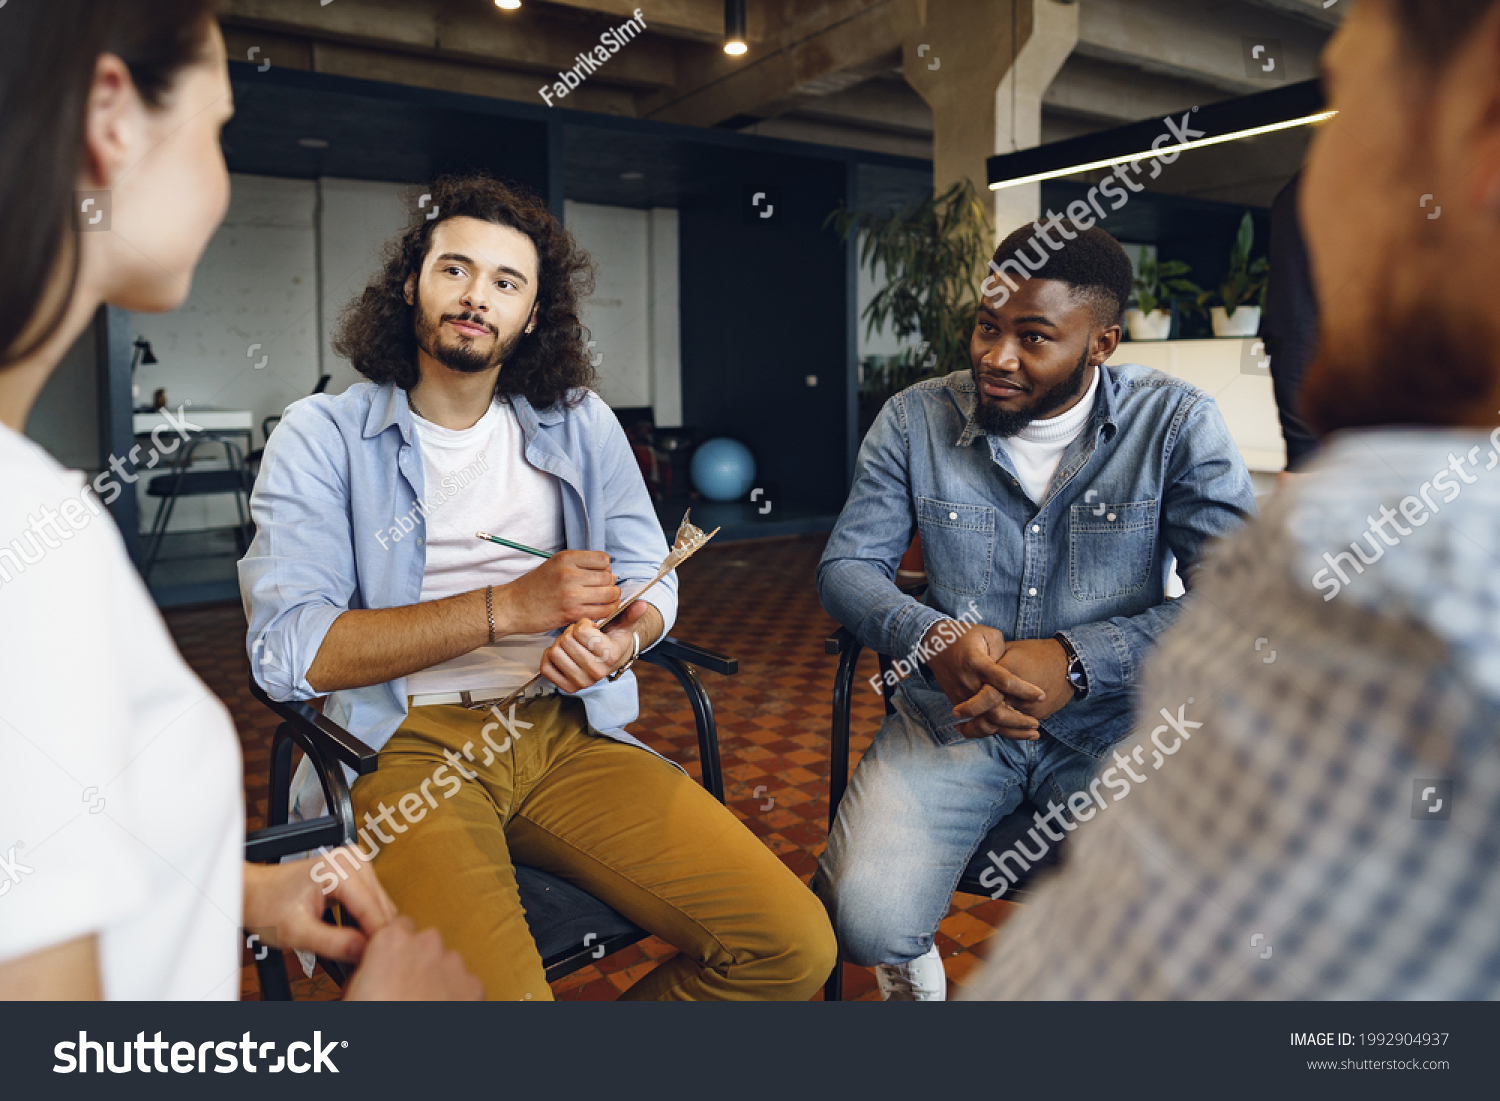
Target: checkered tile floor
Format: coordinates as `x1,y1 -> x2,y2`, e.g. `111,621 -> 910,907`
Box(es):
163,534 -> 1018,1001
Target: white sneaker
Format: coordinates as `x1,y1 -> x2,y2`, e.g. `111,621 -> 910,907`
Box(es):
875,943 -> 947,1001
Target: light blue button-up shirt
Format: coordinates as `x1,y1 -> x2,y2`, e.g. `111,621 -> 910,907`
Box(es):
238,381 -> 678,759
818,364 -> 1256,759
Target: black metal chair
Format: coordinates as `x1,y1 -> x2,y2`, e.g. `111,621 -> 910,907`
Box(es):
822,615 -> 1065,1001
244,636 -> 736,1000
142,434 -> 254,580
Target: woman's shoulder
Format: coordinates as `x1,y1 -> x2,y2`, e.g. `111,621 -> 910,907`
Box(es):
0,421 -> 71,486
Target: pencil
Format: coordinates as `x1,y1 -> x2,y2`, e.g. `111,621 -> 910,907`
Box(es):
476,531 -> 553,559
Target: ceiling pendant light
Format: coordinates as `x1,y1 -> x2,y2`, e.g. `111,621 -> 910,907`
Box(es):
724,0 -> 747,55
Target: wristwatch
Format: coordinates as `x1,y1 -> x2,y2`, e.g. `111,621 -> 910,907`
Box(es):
1054,633 -> 1090,700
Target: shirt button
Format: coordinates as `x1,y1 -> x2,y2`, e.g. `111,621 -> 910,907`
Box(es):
1031,524 -> 1040,533
1028,587 -> 1038,596
1107,512 -> 1117,522
416,537 -> 424,545
948,511 -> 958,520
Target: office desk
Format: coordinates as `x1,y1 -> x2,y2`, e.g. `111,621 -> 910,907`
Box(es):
133,407 -> 254,454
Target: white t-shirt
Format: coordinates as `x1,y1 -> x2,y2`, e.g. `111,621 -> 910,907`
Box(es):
996,366 -> 1100,504
403,399 -> 566,695
0,424 -> 243,999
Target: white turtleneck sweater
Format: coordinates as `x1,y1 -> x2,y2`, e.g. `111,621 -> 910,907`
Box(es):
996,365 -> 1100,504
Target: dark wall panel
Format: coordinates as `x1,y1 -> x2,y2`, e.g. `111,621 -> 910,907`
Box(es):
679,152 -> 851,515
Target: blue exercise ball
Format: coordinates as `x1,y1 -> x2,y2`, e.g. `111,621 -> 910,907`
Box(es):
690,437 -> 757,502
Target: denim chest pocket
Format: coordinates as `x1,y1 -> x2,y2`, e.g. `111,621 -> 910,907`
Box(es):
1069,498 -> 1157,601
916,496 -> 995,597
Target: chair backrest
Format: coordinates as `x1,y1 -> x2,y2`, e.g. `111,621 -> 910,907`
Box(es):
253,376 -> 330,459
167,432 -> 247,474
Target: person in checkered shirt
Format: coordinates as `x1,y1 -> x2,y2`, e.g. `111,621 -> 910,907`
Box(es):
965,0 -> 1500,1000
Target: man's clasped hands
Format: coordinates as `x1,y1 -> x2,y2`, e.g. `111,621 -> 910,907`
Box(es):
921,621 -> 1077,740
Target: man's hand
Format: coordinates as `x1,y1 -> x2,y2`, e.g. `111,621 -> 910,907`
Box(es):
342,918 -> 484,1001
539,601 -> 659,693
923,622 -> 1045,740
994,638 -> 1075,722
242,851 -> 399,964
494,551 -> 619,636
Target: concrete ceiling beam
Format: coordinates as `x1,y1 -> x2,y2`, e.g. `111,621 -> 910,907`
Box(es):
1237,0 -> 1344,31
638,0 -> 916,127
1044,53 -> 1235,128
220,0 -> 679,91
539,0 -> 737,45
1078,0 -> 1326,96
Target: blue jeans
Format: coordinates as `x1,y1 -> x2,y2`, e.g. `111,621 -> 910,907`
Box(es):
812,700 -> 1101,967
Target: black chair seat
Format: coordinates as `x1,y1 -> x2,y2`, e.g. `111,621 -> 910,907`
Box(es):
146,469 -> 250,496
517,865 -> 644,964
956,800 -> 1064,894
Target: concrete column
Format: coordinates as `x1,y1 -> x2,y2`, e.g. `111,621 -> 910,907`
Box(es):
902,0 -> 1078,239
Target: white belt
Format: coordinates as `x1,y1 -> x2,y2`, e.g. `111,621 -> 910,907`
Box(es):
408,682 -> 559,710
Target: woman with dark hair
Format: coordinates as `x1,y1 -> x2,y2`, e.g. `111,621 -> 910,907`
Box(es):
0,0 -> 478,1000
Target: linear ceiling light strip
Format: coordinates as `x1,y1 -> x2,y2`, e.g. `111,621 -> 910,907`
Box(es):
989,110 -> 1336,190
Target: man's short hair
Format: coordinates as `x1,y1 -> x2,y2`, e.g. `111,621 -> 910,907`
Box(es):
990,221 -> 1135,329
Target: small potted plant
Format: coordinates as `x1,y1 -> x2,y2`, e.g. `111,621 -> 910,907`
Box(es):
1125,256 -> 1201,340
1201,211 -> 1269,337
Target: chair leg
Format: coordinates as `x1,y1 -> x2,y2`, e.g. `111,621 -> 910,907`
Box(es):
142,494 -> 177,579
824,952 -> 844,1001
232,488 -> 251,553
828,642 -> 861,830
823,641 -> 864,1000
646,654 -> 725,803
268,725 -> 296,828
253,947 -> 293,1001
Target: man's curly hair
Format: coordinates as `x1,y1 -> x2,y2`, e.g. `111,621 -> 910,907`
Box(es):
332,173 -> 598,410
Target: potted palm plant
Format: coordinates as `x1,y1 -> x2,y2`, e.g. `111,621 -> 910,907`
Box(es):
826,178 -> 993,438
1200,211 -> 1269,337
827,179 -> 994,584
1125,256 -> 1201,340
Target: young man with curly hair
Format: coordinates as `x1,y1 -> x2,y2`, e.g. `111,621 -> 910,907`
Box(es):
240,174 -> 835,1001
813,223 -> 1256,999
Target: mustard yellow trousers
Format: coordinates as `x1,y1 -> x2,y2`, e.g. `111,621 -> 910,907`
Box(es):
349,695 -> 835,1000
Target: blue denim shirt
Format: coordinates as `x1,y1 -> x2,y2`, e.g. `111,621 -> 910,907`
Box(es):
238,381 -> 678,758
818,365 -> 1255,759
